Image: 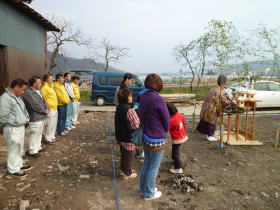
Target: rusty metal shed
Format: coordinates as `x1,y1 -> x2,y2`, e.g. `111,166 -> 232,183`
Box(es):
0,0 -> 59,95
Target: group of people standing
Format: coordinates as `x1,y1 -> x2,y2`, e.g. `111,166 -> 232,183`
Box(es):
0,73 -> 80,177
114,73 -> 229,201
0,70 -> 229,201
115,73 -> 188,200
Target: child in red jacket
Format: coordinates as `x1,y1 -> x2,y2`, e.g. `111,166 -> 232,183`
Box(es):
167,103 -> 188,174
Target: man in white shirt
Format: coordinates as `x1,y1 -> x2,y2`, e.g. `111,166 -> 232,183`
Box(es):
64,72 -> 75,131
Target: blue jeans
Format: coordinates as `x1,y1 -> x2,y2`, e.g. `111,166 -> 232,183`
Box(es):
57,105 -> 67,134
65,102 -> 73,129
140,149 -> 164,198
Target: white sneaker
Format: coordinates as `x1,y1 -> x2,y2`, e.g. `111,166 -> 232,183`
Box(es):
65,128 -> 72,131
140,187 -> 158,196
144,191 -> 162,201
206,136 -> 218,141
120,169 -> 136,176
73,121 -> 80,126
59,132 -> 66,136
71,126 -> 76,129
122,172 -> 137,180
169,168 -> 183,174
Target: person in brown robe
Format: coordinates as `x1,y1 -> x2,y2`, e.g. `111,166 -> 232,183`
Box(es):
197,75 -> 231,141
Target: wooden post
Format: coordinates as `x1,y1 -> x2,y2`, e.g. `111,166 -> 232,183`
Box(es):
220,113 -> 224,149
276,123 -> 280,148
219,87 -> 224,149
235,114 -> 240,141
245,108 -> 249,141
251,102 -> 257,140
192,113 -> 195,133
227,114 -> 232,141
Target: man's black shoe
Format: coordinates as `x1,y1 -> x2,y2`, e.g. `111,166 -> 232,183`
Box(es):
20,165 -> 32,171
43,141 -> 54,145
25,152 -> 40,158
39,148 -> 45,152
11,172 -> 27,177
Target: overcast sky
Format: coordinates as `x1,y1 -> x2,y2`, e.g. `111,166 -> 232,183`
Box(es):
30,0 -> 280,74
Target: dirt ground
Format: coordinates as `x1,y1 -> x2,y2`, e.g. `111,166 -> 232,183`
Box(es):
0,112 -> 280,210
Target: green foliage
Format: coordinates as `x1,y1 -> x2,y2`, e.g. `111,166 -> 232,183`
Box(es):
80,90 -> 92,102
206,19 -> 248,74
161,86 -> 211,100
174,19 -> 249,94
254,24 -> 280,79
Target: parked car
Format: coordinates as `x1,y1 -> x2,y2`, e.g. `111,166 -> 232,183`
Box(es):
226,80 -> 280,108
91,72 -> 144,106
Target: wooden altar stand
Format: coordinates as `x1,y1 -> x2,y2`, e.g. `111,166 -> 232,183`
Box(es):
217,100 -> 263,146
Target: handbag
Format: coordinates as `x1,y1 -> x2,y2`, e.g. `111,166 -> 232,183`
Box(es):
131,94 -> 157,146
131,125 -> 144,146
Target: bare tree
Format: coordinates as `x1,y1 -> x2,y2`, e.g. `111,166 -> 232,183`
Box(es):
47,15 -> 92,72
206,20 -> 248,75
89,38 -> 129,72
254,23 -> 280,80
174,20 -> 250,93
174,33 -> 212,94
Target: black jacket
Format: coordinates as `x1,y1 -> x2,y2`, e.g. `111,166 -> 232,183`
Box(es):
114,103 -> 133,142
120,81 -> 128,89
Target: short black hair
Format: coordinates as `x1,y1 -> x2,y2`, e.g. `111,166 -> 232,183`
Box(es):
64,72 -> 71,78
167,102 -> 178,116
55,74 -> 63,81
42,74 -> 52,82
28,75 -> 41,86
123,73 -> 132,81
72,76 -> 80,81
10,79 -> 28,88
217,75 -> 227,86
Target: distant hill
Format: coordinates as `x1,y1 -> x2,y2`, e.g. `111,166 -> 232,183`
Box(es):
234,60 -> 278,71
47,52 -> 124,74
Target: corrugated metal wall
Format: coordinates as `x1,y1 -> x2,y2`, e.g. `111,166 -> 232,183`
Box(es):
0,1 -> 46,55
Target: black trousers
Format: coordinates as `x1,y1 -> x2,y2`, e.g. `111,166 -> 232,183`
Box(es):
172,144 -> 183,169
119,145 -> 136,176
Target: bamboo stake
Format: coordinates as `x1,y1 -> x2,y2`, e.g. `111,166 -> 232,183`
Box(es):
192,112 -> 195,133
219,86 -> 224,149
276,123 -> 280,148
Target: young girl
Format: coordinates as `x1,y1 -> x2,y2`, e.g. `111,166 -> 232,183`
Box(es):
167,103 -> 188,174
114,88 -> 140,179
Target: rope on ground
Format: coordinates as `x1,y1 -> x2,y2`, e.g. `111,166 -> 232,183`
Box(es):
107,115 -> 121,210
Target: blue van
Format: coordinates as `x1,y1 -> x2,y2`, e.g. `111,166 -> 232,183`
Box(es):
92,72 -> 144,106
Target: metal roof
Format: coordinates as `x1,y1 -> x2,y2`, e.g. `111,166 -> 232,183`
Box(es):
3,0 -> 60,31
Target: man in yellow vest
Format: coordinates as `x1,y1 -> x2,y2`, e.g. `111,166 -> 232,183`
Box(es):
54,74 -> 70,136
71,76 -> 81,125
41,74 -> 58,143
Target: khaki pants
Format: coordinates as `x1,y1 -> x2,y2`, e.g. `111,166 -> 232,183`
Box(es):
3,126 -> 25,174
44,110 -> 58,142
28,121 -> 44,154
